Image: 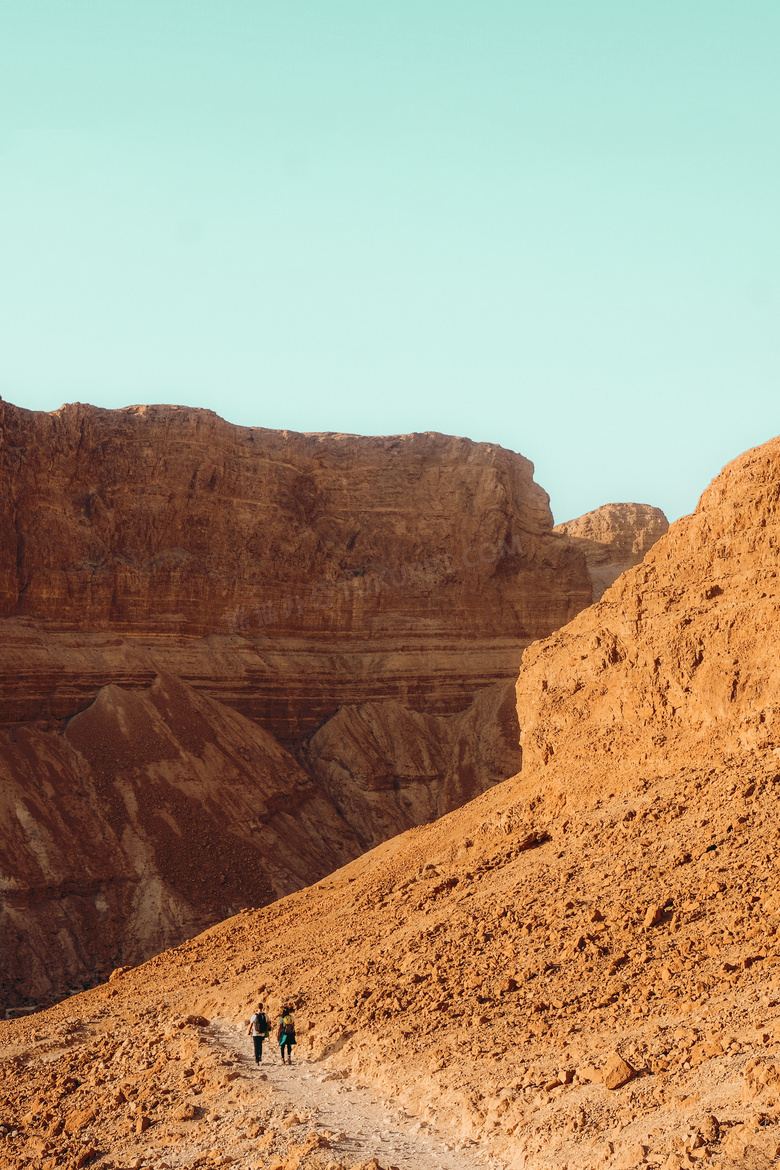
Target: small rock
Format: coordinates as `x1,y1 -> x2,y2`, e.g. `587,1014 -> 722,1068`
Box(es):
602,1053 -> 636,1090
643,903 -> 663,929
701,1115 -> 719,1143
172,1101 -> 197,1121
64,1107 -> 96,1135
302,1131 -> 331,1151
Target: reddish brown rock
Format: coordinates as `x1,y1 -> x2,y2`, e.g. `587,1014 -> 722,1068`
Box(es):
0,673 -> 362,1004
303,682 -> 521,849
554,501 -> 669,600
63,1106 -> 96,1134
601,1052 -> 636,1090
0,399 -> 592,741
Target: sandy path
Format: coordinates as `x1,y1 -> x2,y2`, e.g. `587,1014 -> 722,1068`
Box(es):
211,1020 -> 506,1170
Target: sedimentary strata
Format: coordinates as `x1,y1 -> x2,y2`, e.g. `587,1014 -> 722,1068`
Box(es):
0,399 -> 591,740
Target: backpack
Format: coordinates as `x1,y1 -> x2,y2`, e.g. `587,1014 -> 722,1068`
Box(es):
281,1013 -> 295,1040
253,1011 -> 269,1035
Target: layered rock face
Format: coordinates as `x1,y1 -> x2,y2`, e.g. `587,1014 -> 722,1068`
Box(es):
303,681 -> 520,849
0,398 -> 592,740
554,501 -> 669,601
3,440 -> 780,1169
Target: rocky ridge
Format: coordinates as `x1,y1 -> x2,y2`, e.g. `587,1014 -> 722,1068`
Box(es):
2,439 -> 779,1169
520,441 -> 780,780
0,675 -> 517,1007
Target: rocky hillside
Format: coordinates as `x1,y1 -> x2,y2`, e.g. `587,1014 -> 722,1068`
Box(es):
0,674 -> 519,1008
2,437 -> 778,1170
521,441 -> 780,780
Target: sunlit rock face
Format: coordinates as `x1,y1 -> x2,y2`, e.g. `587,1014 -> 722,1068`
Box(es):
521,437 -> 780,781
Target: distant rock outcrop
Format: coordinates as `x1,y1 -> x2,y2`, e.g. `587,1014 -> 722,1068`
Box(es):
0,674 -> 362,1004
554,501 -> 669,600
303,681 -> 520,850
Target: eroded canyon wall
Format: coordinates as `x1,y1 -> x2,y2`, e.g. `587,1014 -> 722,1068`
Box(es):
0,398 -> 591,1003
0,398 -> 591,740
0,398 -> 672,1006
302,680 -> 520,850
0,674 -> 362,1004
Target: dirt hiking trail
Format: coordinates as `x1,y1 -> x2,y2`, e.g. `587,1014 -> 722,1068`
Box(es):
210,1019 -> 506,1170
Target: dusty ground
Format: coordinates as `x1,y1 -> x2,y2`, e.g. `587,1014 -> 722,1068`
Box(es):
213,1018 -> 502,1169
0,1004 -> 506,1170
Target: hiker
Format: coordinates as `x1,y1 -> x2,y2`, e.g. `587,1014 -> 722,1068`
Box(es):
247,1002 -> 270,1064
277,1005 -> 296,1064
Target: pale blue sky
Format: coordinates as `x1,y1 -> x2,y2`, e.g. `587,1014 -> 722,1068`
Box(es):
1,2 -> 778,523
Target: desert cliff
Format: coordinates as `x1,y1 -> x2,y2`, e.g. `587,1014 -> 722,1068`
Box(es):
1,436 -> 777,1170
0,399 -> 591,739
2,398 -> 632,1007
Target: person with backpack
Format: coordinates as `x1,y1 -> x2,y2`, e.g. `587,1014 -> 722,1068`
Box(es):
277,1005 -> 296,1064
247,1003 -> 270,1064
